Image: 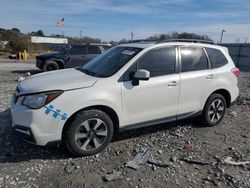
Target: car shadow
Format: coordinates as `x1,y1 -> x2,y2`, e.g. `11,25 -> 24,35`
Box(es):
112,118 -> 200,142
0,108 -> 202,163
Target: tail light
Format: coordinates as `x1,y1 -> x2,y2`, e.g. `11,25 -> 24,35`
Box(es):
232,67 -> 239,77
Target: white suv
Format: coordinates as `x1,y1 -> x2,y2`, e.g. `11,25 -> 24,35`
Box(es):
11,40 -> 239,156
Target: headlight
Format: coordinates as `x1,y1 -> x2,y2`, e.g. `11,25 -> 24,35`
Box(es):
22,91 -> 63,109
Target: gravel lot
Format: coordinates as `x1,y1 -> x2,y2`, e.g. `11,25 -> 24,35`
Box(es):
0,62 -> 249,188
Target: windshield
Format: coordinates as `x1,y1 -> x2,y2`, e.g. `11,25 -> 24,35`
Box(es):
60,45 -> 71,52
80,46 -> 142,77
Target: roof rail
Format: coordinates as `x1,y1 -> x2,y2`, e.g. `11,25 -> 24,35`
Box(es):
157,39 -> 215,44
70,43 -> 111,46
128,39 -> 158,44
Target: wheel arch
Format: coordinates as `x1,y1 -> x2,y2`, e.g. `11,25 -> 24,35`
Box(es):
62,105 -> 120,140
53,59 -> 64,69
205,89 -> 231,109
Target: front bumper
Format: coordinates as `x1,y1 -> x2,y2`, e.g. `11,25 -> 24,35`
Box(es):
11,95 -> 66,146
36,59 -> 43,69
13,125 -> 36,144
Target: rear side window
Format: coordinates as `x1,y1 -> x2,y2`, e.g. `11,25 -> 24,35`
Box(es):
138,47 -> 176,77
180,47 -> 208,72
206,48 -> 228,68
68,46 -> 87,55
88,46 -> 101,54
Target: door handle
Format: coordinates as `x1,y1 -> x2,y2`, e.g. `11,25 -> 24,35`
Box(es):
168,81 -> 178,86
206,74 -> 214,79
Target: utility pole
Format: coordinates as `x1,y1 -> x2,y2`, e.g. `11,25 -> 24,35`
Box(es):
220,29 -> 226,44
130,32 -> 134,41
80,30 -> 82,38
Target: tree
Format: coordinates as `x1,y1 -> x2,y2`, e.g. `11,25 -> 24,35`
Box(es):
68,36 -> 101,43
30,30 -> 45,36
50,34 -> 65,38
36,30 -> 44,36
159,34 -> 167,40
0,27 -> 29,53
7,37 -> 29,53
146,32 -> 213,42
118,38 -> 129,44
109,40 -> 118,46
11,28 -> 20,33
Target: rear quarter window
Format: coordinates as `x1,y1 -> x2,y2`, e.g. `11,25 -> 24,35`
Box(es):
206,48 -> 228,68
88,46 -> 101,54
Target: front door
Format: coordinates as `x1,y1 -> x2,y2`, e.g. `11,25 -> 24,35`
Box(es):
67,45 -> 87,67
122,47 -> 180,126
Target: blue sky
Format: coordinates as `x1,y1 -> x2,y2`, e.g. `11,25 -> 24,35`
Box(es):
0,0 -> 250,42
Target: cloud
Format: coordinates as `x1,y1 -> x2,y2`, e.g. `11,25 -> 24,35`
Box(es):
0,0 -> 250,42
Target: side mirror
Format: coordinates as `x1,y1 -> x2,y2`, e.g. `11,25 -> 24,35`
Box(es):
132,69 -> 150,86
134,69 -> 150,80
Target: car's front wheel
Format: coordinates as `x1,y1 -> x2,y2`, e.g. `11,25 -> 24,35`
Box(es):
202,93 -> 226,126
65,110 -> 114,156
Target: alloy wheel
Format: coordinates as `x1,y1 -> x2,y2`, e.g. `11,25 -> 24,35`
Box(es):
74,118 -> 108,151
208,99 -> 225,123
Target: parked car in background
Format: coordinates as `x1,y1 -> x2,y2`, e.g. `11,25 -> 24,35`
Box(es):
11,39 -> 239,156
36,43 -> 111,71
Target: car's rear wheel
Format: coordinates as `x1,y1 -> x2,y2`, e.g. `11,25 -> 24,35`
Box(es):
42,61 -> 59,71
202,93 -> 226,126
65,110 -> 114,156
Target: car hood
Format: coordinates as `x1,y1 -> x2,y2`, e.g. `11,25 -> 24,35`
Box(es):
18,68 -> 97,94
37,52 -> 63,59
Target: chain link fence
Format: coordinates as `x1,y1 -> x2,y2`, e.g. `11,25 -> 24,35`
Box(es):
222,43 -> 250,67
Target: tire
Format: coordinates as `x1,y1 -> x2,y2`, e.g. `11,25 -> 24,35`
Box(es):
64,110 -> 114,156
42,61 -> 59,71
202,93 -> 226,126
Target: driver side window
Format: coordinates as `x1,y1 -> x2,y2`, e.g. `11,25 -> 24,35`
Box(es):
121,47 -> 176,81
68,46 -> 87,55
138,47 -> 176,77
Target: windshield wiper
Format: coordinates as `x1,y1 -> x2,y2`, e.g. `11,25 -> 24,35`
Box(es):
81,69 -> 96,76
76,68 -> 105,77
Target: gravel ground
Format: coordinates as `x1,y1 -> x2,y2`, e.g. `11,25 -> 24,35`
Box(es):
0,62 -> 249,188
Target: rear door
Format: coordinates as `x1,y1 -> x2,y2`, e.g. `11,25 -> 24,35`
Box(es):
177,46 -> 217,118
67,45 -> 87,67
